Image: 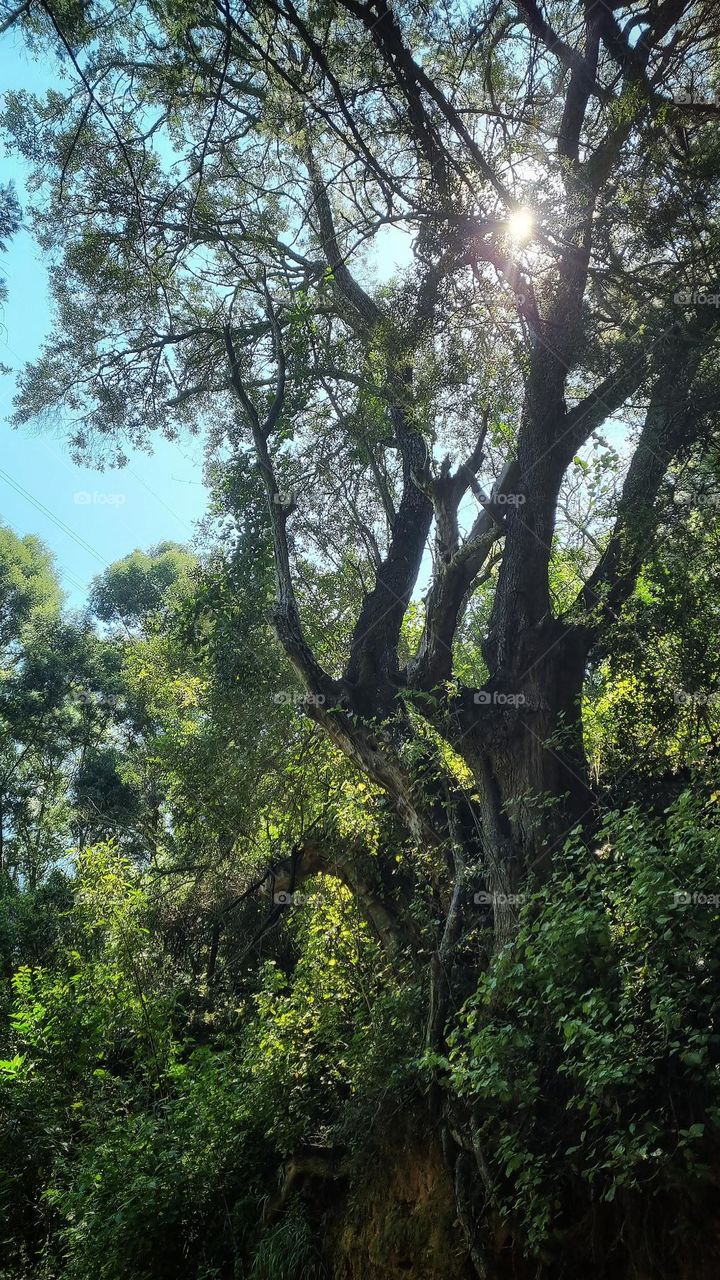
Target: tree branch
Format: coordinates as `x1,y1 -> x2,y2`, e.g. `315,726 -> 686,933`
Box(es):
224,324 -> 334,697
570,322 -> 718,636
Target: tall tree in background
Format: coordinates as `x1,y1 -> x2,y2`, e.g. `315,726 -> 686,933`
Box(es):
4,1 -> 720,1271
0,526 -> 144,883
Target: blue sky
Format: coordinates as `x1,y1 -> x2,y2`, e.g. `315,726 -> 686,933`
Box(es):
0,31 -> 209,610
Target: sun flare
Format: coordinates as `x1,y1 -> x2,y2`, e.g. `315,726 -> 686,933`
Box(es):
507,207 -> 534,243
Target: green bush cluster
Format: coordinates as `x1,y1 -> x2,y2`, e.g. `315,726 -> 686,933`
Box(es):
445,781 -> 720,1255
0,848 -> 418,1280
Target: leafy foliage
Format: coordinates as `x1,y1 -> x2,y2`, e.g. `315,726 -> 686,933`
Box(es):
445,781 -> 720,1256
3,2 -> 720,1276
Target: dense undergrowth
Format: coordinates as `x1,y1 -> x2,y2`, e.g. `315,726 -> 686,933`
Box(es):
2,779 -> 720,1278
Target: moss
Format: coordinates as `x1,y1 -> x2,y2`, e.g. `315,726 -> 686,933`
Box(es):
324,1135 -> 468,1280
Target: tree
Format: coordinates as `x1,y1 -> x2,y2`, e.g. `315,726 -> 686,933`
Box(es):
0,527 -> 144,881
0,527 -> 65,881
88,541 -> 196,628
0,525 -> 60,650
5,2 -> 720,1272
0,182 -> 21,304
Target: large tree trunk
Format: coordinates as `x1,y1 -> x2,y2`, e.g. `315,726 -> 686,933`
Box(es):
437,624 -> 592,942
421,637 -> 595,1276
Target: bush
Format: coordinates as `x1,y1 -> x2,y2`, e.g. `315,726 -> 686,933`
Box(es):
446,779 -> 720,1255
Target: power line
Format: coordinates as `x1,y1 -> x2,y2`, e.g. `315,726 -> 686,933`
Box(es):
0,464 -> 109,568
128,465 -> 196,535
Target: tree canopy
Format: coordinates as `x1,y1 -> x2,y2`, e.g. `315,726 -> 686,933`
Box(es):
2,3 -> 720,1278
